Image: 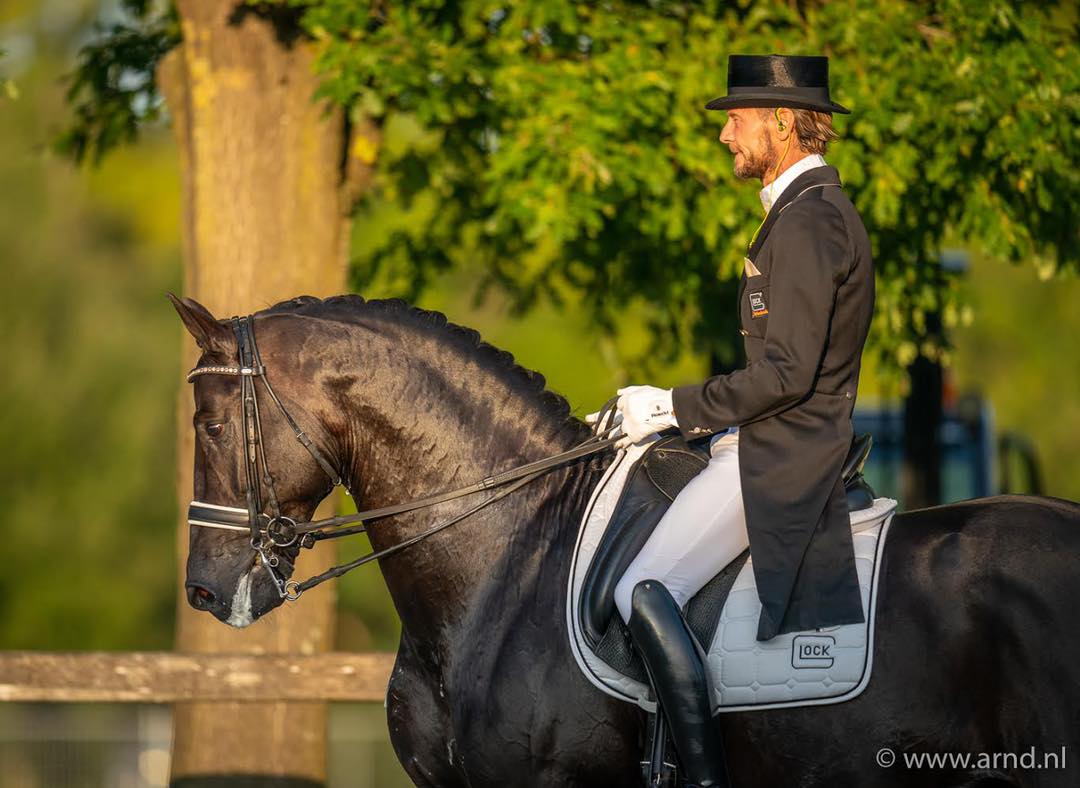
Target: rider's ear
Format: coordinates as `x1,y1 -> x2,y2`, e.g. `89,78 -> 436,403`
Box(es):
167,293 -> 233,356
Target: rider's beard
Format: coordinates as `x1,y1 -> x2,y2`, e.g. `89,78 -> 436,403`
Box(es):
732,128 -> 778,181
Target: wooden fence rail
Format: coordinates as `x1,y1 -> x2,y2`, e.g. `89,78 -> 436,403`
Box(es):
0,651 -> 395,703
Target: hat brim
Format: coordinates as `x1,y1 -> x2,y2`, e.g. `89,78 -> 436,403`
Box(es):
705,92 -> 850,115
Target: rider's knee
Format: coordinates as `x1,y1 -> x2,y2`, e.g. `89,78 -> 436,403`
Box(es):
613,572 -> 636,626
630,578 -> 677,619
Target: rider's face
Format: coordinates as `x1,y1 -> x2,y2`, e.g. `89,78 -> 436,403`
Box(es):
719,108 -> 778,181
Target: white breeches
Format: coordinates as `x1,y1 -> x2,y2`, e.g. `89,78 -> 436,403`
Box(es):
614,426 -> 749,625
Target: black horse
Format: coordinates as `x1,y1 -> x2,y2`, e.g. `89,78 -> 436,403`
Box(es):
171,294 -> 1080,788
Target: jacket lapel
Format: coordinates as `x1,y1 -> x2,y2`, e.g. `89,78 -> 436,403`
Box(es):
747,165 -> 842,263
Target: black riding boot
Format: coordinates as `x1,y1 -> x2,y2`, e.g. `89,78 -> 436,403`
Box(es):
627,579 -> 730,788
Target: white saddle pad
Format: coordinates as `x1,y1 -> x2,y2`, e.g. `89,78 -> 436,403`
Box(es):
566,437 -> 898,713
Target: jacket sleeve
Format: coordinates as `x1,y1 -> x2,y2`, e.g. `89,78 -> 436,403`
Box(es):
671,201 -> 850,437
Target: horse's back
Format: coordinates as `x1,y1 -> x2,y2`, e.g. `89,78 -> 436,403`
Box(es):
884,493 -> 1080,623
727,494 -> 1080,787
895,493 -> 1079,535
875,494 -> 1079,779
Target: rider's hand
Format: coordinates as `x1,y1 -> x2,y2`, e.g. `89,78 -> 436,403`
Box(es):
614,385 -> 677,449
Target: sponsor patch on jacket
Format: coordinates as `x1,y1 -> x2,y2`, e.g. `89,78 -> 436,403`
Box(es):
749,290 -> 768,318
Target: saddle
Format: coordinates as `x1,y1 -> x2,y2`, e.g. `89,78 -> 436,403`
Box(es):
578,431 -> 876,683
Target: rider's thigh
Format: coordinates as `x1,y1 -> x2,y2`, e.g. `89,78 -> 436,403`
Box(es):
614,428 -> 748,624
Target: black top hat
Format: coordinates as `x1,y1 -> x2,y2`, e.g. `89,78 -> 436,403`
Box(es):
706,54 -> 849,114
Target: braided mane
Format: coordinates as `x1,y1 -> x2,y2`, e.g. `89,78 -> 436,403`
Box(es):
261,294 -> 586,432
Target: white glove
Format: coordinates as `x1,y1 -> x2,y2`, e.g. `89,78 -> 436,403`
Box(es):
613,385 -> 677,449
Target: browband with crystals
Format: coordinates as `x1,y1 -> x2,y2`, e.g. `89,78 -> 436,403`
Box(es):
186,364 -> 265,382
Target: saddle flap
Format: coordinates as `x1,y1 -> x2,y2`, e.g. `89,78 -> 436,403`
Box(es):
578,435 -> 709,650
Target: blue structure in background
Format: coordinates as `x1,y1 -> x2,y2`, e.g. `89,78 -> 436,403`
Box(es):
854,396 -> 1040,509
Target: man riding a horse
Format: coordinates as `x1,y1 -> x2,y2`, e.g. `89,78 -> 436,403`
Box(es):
588,53 -> 874,788
169,47 -> 1080,788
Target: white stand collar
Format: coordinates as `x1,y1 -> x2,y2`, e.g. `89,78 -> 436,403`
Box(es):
759,154 -> 827,213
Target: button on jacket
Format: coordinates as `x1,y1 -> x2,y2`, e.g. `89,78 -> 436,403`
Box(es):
671,164 -> 874,641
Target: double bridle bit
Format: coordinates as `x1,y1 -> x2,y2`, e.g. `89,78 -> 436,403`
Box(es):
185,314 -> 621,602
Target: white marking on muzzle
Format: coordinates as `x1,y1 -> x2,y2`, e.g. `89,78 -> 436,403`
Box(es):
226,570 -> 254,628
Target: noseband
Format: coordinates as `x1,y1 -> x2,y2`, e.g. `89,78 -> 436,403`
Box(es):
185,314 -> 621,601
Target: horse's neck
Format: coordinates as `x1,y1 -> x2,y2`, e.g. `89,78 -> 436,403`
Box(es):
326,315 -> 602,639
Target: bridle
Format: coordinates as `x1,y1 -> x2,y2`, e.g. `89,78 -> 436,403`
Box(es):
185,314 -> 621,601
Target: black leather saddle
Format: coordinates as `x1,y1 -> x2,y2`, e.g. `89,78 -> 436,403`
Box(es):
578,431 -> 875,681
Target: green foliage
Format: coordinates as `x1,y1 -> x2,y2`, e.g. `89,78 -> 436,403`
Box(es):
57,1 -> 1080,381
297,0 -> 1080,381
52,0 -> 179,166
1,46 -> 17,100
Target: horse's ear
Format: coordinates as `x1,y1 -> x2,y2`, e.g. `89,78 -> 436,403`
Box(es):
167,293 -> 232,355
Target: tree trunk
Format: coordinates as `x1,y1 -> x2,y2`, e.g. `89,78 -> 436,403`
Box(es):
902,354 -> 943,509
156,3 -> 373,784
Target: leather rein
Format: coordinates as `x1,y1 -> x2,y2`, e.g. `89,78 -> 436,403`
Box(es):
185,315 -> 620,601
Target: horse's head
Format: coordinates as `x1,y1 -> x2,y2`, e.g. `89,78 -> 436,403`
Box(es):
169,294 -> 340,627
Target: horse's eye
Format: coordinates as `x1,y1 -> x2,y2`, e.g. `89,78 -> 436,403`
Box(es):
205,422 -> 225,439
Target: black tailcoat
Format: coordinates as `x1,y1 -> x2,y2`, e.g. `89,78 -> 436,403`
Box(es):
672,164 -> 874,641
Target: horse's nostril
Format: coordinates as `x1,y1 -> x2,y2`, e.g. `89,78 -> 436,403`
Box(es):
186,582 -> 217,609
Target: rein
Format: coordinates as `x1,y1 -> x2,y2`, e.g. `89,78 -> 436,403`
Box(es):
185,314 -> 621,601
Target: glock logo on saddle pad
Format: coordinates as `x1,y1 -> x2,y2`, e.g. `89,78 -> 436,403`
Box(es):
792,635 -> 835,668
